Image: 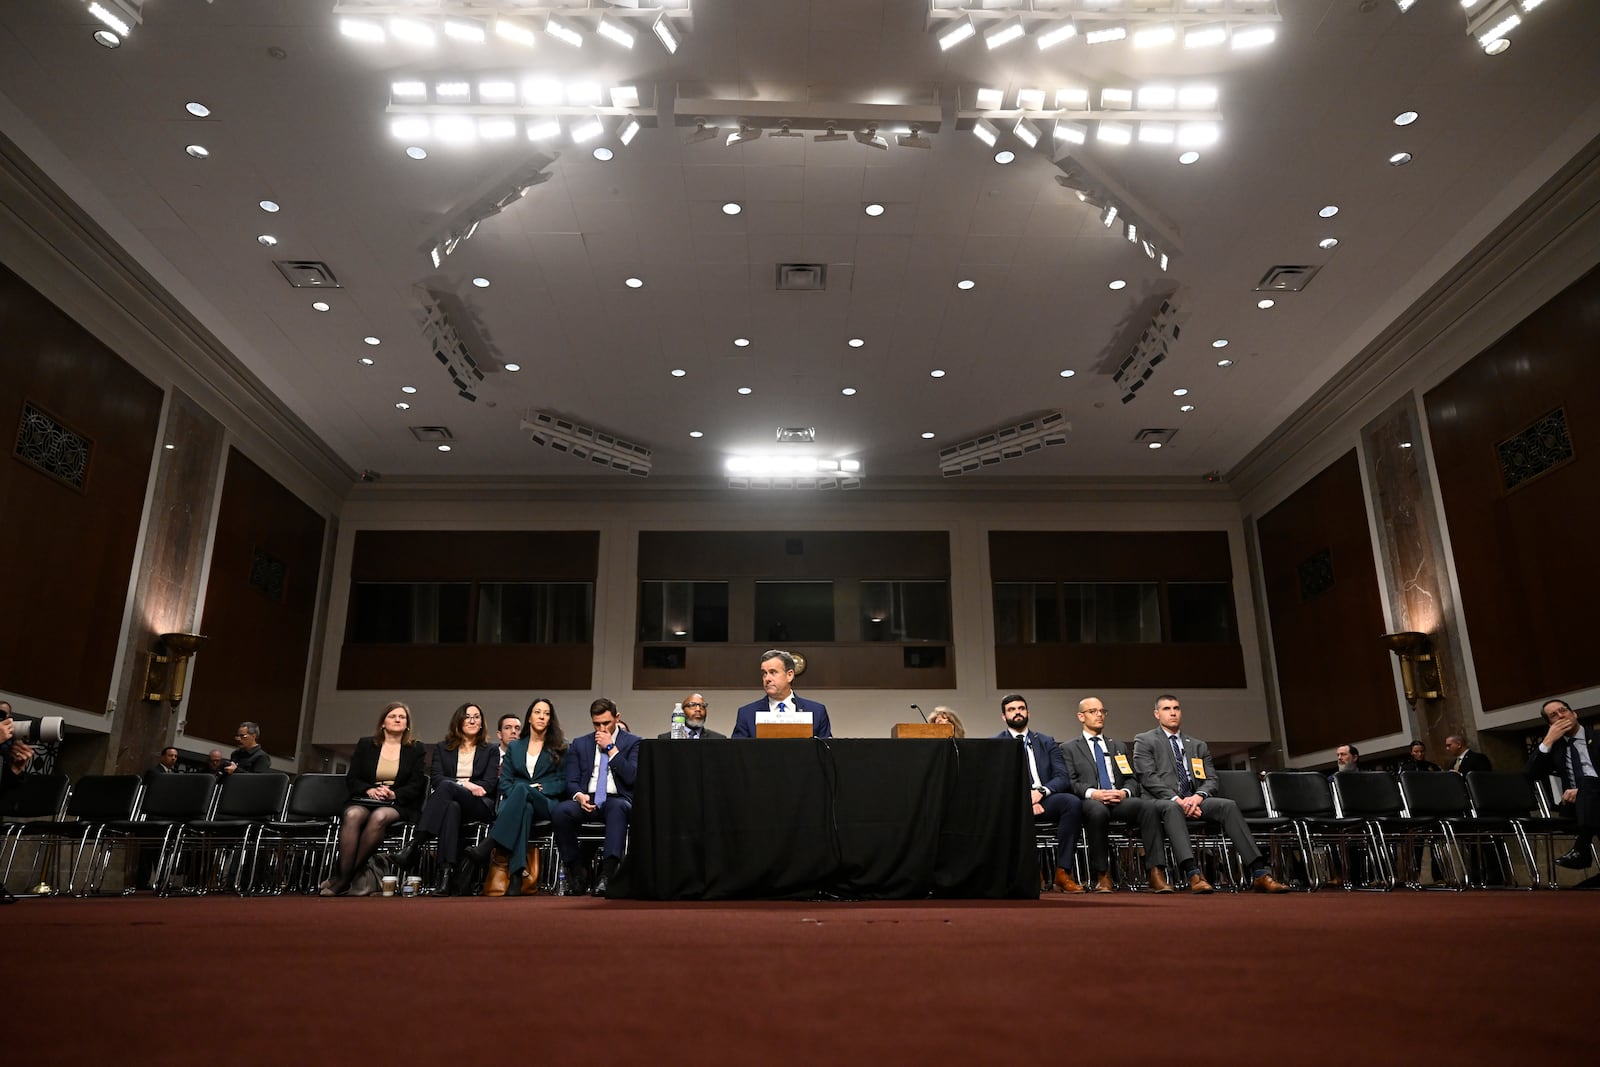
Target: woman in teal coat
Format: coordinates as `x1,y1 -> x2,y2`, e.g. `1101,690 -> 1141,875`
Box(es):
482,697 -> 566,895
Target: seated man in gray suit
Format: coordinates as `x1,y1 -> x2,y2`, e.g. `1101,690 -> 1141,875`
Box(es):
1132,694 -> 1289,894
657,692 -> 727,740
1064,697 -> 1176,894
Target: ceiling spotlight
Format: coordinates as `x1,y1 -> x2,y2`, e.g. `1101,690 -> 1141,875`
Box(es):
956,280 -> 975,291
1059,369 -> 1076,378
686,119 -> 720,145
930,370 -> 946,378
897,125 -> 932,150
93,29 -> 121,48
1388,151 -> 1412,166
972,118 -> 1001,148
1231,25 -> 1277,49
1185,23 -> 1228,49
339,18 -> 384,43
1179,404 -> 1195,413
864,203 -> 885,217
405,146 -> 427,160
1133,23 -> 1177,49
1320,237 -> 1340,250
1148,442 -> 1163,450
444,18 -> 486,43
1212,339 -> 1229,348
1217,359 -> 1234,368
854,125 -> 888,150
770,120 -> 802,139
437,444 -> 452,453
472,277 -> 490,288
570,115 -> 605,143
726,123 -> 762,147
544,14 -> 584,48
815,122 -> 848,143
841,387 -> 857,396
737,387 -> 753,395
722,202 -> 743,216
984,17 -> 1026,50
1395,111 -> 1419,126
312,301 -> 330,312
848,338 -> 865,348
256,234 -> 277,246
689,430 -> 703,438
526,118 -> 562,141
259,200 -> 280,213
1108,279 -> 1126,290
492,18 -> 536,46
652,13 -> 681,54
625,277 -> 644,288
1319,205 -> 1340,218
357,357 -> 375,366
1085,23 -> 1128,45
1179,151 -> 1200,165
734,338 -> 751,347
593,147 -> 615,161
1258,298 -> 1275,309
993,150 -> 1016,165
88,1 -> 134,37
395,402 -> 411,411
618,116 -> 641,146
670,368 -> 686,377
596,14 -> 636,49
1012,118 -> 1042,149
1037,22 -> 1079,50
184,101 -> 210,118
921,432 -> 937,439
401,386 -> 418,394
504,363 -> 522,372
937,15 -> 977,51
363,336 -> 381,346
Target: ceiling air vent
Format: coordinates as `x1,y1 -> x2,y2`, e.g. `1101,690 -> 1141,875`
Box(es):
776,427 -> 816,443
775,263 -> 827,291
1133,428 -> 1177,446
408,426 -> 454,442
273,260 -> 341,288
1255,264 -> 1320,292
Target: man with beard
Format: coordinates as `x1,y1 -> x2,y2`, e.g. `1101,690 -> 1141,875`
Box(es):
994,694 -> 1084,894
658,692 -> 726,739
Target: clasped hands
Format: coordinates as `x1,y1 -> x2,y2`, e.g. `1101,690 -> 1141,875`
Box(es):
366,784 -> 396,801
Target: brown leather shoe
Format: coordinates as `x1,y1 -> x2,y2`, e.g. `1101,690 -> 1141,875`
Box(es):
519,846 -> 541,896
1092,871 -> 1115,894
1252,872 -> 1291,894
1054,867 -> 1086,894
483,845 -> 511,897
1187,871 -> 1215,894
1148,867 -> 1175,894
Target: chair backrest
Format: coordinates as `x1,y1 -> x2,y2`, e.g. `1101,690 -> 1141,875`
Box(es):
284,773 -> 350,820
1398,770 -> 1471,818
1465,771 -> 1539,818
1263,771 -> 1335,818
139,772 -> 215,820
1331,771 -> 1404,818
0,773 -> 70,820
1214,769 -> 1269,817
214,772 -> 291,819
64,775 -> 143,821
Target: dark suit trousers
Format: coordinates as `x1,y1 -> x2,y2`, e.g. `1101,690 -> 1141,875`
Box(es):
1081,795 -> 1160,875
1041,791 -> 1082,867
1163,795 -> 1261,870
417,781 -> 495,863
489,781 -> 558,874
553,796 -> 631,863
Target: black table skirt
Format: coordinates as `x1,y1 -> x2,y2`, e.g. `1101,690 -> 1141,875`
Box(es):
612,738 -> 1037,901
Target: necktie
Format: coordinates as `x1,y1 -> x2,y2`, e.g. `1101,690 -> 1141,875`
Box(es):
1570,740 -> 1585,788
594,746 -> 610,805
777,701 -> 787,715
1092,737 -> 1112,791
1170,734 -> 1192,797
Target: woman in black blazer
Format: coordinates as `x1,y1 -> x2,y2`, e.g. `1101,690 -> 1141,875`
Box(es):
397,702 -> 499,893
320,701 -> 427,896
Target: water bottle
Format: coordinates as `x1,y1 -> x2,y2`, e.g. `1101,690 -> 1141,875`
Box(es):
670,701 -> 687,740
556,865 -> 568,896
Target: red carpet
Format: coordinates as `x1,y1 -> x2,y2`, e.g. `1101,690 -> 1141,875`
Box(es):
13,892 -> 1587,1065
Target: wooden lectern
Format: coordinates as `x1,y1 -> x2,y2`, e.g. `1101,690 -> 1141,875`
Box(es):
891,722 -> 955,739
754,722 -> 814,738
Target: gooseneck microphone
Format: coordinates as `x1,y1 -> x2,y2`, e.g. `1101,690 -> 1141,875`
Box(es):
909,703 -> 929,723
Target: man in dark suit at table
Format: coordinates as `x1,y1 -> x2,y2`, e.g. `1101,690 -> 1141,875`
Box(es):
658,692 -> 727,740
552,698 -> 640,896
732,651 -> 832,739
1064,696 -> 1175,894
1528,698 -> 1600,885
1132,694 -> 1289,894
994,693 -> 1084,894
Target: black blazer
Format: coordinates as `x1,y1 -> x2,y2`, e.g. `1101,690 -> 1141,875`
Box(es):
429,740 -> 500,795
346,736 -> 427,820
1455,750 -> 1492,775
1526,728 -> 1600,793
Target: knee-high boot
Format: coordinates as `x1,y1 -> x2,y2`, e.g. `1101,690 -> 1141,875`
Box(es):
483,846 -> 511,897
519,846 -> 541,896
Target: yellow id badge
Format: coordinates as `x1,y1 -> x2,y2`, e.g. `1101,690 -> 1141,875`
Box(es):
1114,754 -> 1133,776
1190,757 -> 1207,780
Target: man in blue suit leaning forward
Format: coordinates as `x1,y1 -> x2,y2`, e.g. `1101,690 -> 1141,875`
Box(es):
732,649 -> 833,739
552,697 -> 640,896
995,693 -> 1085,894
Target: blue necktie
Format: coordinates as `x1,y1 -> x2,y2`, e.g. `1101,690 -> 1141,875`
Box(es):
594,746 -> 609,805
1170,734 -> 1192,798
1092,737 -> 1112,791
777,701 -> 787,715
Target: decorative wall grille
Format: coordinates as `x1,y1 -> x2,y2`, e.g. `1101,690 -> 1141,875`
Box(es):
1497,407 -> 1573,491
13,400 -> 90,490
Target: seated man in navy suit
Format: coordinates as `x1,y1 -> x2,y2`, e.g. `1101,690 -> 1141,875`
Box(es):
731,650 -> 832,738
551,698 -> 640,896
1529,697 -> 1600,885
993,693 -> 1084,894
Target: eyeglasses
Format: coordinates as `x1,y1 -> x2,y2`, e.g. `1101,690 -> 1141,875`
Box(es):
683,702 -> 707,709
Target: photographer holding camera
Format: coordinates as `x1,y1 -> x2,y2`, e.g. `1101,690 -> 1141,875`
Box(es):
0,699 -> 37,794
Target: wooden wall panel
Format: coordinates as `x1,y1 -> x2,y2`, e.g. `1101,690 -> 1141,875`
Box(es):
0,262 -> 164,711
1257,451 -> 1397,756
638,531 -> 950,579
633,642 -> 954,692
989,531 -> 1234,581
186,448 -> 326,749
995,644 -> 1245,691
1425,265 -> 1600,710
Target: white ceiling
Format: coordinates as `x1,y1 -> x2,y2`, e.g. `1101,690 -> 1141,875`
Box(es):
2,1 -> 1598,486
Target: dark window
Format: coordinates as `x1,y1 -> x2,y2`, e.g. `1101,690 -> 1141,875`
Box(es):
1168,581 -> 1236,643
638,581 -> 729,642
754,581 -> 834,642
348,582 -> 470,644
1063,582 -> 1161,643
860,580 -> 950,641
477,582 -> 594,643
992,582 -> 1060,644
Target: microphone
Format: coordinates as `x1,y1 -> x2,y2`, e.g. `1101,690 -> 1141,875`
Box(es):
909,703 -> 928,723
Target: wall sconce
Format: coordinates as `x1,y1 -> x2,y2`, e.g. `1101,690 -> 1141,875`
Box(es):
142,632 -> 207,703
1380,630 -> 1443,705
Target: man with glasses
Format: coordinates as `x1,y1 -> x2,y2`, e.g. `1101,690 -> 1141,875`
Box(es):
1062,696 -> 1175,894
657,692 -> 726,740
223,721 -> 271,774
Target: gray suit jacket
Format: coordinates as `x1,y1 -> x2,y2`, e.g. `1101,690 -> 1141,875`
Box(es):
1132,727 -> 1218,801
1063,734 -> 1143,800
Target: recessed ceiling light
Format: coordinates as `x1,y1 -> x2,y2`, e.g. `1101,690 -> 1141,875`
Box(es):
185,101 -> 211,118
1212,339 -> 1228,348
1484,38 -> 1510,56
1318,205 -> 1339,218
956,279 -> 975,290
1059,369 -> 1076,378
395,402 -> 411,410
1179,404 -> 1196,412
841,387 -> 857,396
733,338 -> 750,348
921,432 -> 936,439
1388,151 -> 1412,167
1319,237 -> 1340,250
689,431 -> 704,438
994,150 -> 1016,165
405,146 -> 427,160
930,369 -> 946,378
593,147 -> 615,161
722,202 -> 742,215
257,234 -> 278,246
259,200 -> 281,213
472,277 -> 490,288
1108,279 -> 1127,290
1394,111 -> 1418,127
363,336 -> 381,346
1148,442 -> 1163,449
312,301 -> 330,312
625,277 -> 644,288
1258,298 -> 1275,309
357,357 -> 375,366
737,386 -> 752,395
848,338 -> 864,348
671,369 -> 687,377
1173,388 -> 1189,396
401,386 -> 417,394
163,443 -> 176,450
1217,358 -> 1233,368
437,444 -> 452,453
93,30 -> 121,48
1179,151 -> 1200,165
504,363 -> 522,372
185,145 -> 209,159
864,203 -> 885,217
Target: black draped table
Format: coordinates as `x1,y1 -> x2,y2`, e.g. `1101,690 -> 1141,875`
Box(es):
612,738 -> 1037,901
